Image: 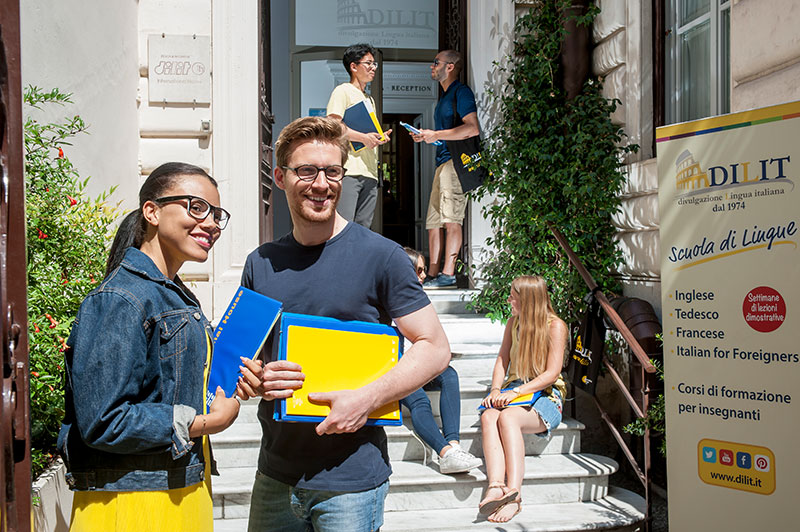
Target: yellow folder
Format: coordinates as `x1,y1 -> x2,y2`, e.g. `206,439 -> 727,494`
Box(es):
275,313 -> 403,426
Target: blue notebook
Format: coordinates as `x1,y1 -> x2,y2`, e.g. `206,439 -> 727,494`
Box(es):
274,313 -> 403,426
477,389 -> 542,411
207,287 -> 282,409
343,99 -> 385,152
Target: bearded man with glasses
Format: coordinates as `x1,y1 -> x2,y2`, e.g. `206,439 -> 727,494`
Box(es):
237,116 -> 450,532
409,49 -> 481,289
326,42 -> 392,229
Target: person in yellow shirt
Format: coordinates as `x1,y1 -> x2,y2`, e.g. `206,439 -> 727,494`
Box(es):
327,43 -> 392,228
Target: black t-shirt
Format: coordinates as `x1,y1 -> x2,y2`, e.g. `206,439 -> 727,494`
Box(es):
241,222 -> 430,491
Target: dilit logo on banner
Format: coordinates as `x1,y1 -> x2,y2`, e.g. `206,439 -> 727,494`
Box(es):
673,149 -> 793,200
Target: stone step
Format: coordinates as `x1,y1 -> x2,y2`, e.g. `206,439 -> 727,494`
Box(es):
387,416 -> 583,462
211,415 -> 584,467
213,487 -> 644,532
212,453 -> 617,518
380,487 -> 645,532
426,289 -> 480,315
437,313 -> 505,345
384,453 -> 616,511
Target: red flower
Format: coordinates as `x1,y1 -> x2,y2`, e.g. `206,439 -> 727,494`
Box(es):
45,313 -> 58,328
67,195 -> 77,206
48,384 -> 54,392
90,275 -> 96,283
31,371 -> 40,378
37,229 -> 48,239
33,323 -> 40,333
61,278 -> 68,285
57,147 -> 64,158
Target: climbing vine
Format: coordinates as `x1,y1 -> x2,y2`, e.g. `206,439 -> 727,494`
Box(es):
471,1 -> 636,323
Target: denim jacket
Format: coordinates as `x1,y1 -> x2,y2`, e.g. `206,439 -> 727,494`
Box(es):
57,247 -> 215,491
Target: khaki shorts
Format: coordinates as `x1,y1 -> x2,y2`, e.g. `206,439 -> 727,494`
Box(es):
425,160 -> 466,229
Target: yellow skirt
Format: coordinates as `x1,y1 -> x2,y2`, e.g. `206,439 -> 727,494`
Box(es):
68,439 -> 213,532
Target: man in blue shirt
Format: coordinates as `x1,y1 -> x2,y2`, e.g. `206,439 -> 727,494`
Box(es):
239,116 -> 451,532
411,50 -> 480,288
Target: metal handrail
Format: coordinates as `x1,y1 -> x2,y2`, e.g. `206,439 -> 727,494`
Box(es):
547,223 -> 656,373
547,222 -> 656,532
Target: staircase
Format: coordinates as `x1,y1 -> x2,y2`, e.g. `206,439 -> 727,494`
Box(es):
212,290 -> 645,531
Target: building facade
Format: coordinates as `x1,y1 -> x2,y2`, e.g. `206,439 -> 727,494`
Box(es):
20,0 -> 800,320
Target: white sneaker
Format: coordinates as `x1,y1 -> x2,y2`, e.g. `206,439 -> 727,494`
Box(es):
436,446 -> 483,474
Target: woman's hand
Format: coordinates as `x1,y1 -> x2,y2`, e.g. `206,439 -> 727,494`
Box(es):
208,387 -> 240,431
492,390 -> 519,408
189,387 -> 240,437
481,388 -> 501,408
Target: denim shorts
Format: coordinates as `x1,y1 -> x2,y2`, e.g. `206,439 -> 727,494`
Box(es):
248,471 -> 389,532
504,379 -> 563,438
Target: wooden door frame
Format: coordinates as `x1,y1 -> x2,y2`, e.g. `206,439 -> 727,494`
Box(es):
1,0 -> 31,529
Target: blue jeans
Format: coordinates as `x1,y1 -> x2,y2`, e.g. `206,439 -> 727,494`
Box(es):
399,366 -> 461,455
247,471 -> 388,532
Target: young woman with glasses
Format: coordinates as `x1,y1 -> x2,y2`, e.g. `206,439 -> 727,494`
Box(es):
59,162 -> 241,532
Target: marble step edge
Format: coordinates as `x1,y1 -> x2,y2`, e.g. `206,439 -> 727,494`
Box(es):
379,486 -> 645,532
211,416 -> 585,446
212,453 -> 617,496
212,487 -> 643,532
387,453 -> 617,487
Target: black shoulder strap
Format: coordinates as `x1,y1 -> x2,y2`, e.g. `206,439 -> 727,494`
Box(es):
452,84 -> 463,127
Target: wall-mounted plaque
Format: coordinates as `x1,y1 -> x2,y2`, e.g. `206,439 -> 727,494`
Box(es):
148,34 -> 211,104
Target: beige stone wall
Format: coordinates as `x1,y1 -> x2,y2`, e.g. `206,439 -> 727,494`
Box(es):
731,0 -> 800,112
592,0 -> 661,314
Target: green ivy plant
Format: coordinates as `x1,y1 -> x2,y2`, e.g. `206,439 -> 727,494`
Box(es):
624,358 -> 667,457
25,86 -> 119,477
471,1 -> 636,323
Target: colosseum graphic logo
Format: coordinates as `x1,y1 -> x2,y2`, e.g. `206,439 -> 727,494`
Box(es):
673,149 -> 794,201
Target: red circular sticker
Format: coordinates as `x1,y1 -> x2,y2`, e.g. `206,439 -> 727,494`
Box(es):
742,286 -> 786,333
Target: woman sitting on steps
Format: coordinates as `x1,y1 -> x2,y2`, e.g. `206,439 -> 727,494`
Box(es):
399,247 -> 482,475
478,275 -> 568,523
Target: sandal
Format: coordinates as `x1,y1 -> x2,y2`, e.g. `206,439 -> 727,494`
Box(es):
478,483 -> 519,516
488,497 -> 522,523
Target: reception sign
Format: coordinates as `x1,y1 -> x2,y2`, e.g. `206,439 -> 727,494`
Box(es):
658,101 -> 799,530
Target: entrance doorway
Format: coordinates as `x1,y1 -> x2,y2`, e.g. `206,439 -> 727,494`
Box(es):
381,113 -> 419,248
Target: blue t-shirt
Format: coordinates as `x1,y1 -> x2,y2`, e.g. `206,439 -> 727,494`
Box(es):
241,222 -> 429,491
434,80 -> 478,167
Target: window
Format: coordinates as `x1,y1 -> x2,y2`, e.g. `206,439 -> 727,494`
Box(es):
665,0 -> 730,124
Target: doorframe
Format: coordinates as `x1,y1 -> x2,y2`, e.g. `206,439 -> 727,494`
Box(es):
1,0 -> 32,529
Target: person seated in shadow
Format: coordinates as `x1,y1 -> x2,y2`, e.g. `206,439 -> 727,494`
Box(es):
400,247 -> 482,474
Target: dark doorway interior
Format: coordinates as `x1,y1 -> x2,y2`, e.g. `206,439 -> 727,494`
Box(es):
381,113 -> 419,249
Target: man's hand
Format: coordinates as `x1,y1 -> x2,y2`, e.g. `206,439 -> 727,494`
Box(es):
238,358 -> 304,401
361,129 -> 393,149
410,128 -> 439,144
308,389 -> 373,435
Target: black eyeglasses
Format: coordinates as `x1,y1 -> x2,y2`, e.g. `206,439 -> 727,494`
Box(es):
282,165 -> 347,183
357,60 -> 379,69
432,58 -> 454,66
154,195 -> 231,230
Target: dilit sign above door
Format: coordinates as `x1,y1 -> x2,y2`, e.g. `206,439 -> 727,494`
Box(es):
295,0 -> 438,50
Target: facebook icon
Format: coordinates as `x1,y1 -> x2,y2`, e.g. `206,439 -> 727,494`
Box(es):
737,452 -> 751,469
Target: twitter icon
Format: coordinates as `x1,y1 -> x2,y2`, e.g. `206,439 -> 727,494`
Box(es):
702,446 -> 716,463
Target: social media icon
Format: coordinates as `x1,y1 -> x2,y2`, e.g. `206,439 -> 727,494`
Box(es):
719,449 -> 734,466
737,452 -> 751,469
702,446 -> 716,463
754,454 -> 771,472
